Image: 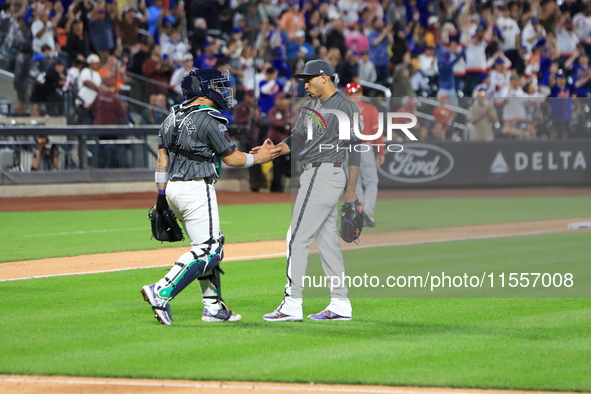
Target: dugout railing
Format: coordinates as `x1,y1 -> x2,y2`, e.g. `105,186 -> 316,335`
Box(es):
0,124 -> 248,185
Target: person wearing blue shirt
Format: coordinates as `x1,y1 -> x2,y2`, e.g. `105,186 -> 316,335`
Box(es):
147,0 -> 164,44
286,30 -> 314,58
259,67 -> 283,114
368,18 -> 393,85
549,69 -> 574,139
570,54 -> 591,97
437,43 -> 466,99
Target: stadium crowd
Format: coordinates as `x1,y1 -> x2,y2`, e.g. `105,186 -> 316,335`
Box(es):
0,0 -> 590,141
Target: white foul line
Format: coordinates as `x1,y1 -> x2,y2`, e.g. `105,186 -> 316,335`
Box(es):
0,229 -> 569,283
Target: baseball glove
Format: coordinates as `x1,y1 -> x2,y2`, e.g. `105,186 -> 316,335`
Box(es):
149,194 -> 184,242
340,199 -> 364,243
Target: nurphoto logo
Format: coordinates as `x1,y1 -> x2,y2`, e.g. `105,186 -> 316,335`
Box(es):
304,109 -> 418,153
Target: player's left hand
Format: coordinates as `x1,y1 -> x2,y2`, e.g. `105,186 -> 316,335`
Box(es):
377,155 -> 385,166
342,191 -> 358,204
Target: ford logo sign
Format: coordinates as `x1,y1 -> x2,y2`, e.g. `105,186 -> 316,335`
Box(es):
378,143 -> 454,183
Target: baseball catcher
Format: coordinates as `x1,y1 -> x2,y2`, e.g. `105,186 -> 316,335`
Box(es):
141,68 -> 281,325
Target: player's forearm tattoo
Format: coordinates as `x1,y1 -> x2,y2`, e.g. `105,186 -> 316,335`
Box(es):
156,164 -> 167,172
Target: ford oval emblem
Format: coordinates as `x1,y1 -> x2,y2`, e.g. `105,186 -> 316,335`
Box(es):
378,143 -> 455,183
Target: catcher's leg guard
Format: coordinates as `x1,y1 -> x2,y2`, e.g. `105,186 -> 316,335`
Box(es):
154,235 -> 225,301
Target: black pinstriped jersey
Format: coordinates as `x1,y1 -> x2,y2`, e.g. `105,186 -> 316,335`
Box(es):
158,104 -> 236,181
291,90 -> 360,164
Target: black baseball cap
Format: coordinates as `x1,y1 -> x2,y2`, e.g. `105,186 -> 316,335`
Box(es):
293,60 -> 334,79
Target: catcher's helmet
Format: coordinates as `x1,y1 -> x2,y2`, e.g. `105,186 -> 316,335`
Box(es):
180,69 -> 234,109
345,82 -> 362,95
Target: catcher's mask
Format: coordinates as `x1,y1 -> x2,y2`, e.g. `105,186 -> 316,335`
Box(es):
180,69 -> 234,109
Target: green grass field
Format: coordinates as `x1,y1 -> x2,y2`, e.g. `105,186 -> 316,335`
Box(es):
1,196 -> 590,262
1,195 -> 590,390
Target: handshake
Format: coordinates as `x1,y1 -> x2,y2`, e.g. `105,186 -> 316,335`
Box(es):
249,138 -> 283,164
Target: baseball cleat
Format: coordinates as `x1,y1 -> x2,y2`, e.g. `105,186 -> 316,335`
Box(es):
307,309 -> 352,321
364,212 -> 376,227
263,310 -> 303,322
141,284 -> 173,325
202,304 -> 242,322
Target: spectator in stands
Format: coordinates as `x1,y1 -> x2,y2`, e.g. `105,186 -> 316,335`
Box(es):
130,34 -> 151,76
286,30 -> 314,58
427,121 -> 446,142
31,6 -> 55,54
464,24 -> 490,97
418,45 -> 437,90
346,19 -> 369,54
63,56 -> 84,92
326,19 -> 347,59
140,93 -> 168,125
358,50 -> 377,83
522,17 -> 546,57
556,16 -> 579,66
258,66 -> 282,115
243,2 -> 263,45
574,5 -> 591,59
368,18 -> 393,85
90,6 -> 114,62
77,53 -> 104,124
496,3 -> 522,73
88,82 -> 128,125
162,29 -> 189,68
31,135 -> 58,171
337,51 -> 360,88
98,54 -> 127,93
28,43 -> 53,91
239,45 -> 258,93
391,51 -> 415,97
500,73 -> 529,138
31,58 -> 66,116
267,92 -> 292,192
570,51 -> 591,97
279,0 -> 305,40
194,40 -> 218,69
432,95 -> 456,134
258,0 -> 278,24
65,18 -> 95,61
468,88 -> 498,141
390,27 -> 409,67
147,0 -> 164,43
13,42 -> 33,114
170,53 -> 193,101
386,0 -> 406,27
117,6 -> 147,53
142,43 -> 173,96
549,68 -> 574,139
233,90 -> 265,191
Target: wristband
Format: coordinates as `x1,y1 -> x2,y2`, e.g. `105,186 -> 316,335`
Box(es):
155,171 -> 169,184
243,153 -> 255,168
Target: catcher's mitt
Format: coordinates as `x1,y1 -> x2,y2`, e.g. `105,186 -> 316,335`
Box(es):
149,203 -> 184,243
340,199 -> 364,243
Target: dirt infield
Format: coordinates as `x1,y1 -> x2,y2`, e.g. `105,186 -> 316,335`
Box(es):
1,218 -> 589,282
1,375 -> 585,394
1,187 -> 590,393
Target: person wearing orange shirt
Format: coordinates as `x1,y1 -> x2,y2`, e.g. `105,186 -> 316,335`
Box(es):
345,82 -> 383,227
279,0 -> 306,40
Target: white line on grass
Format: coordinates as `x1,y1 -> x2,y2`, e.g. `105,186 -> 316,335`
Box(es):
0,228 -> 568,283
22,228 -> 147,237
0,377 -> 513,394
